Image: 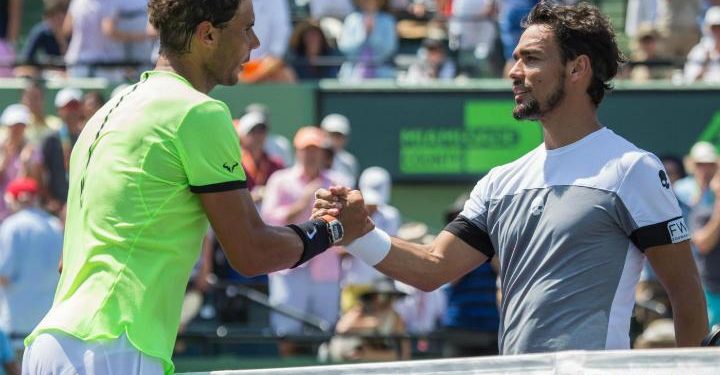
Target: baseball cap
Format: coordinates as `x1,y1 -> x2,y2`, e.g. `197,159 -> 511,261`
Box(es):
320,114 -> 350,136
1,104 -> 31,126
690,141 -> 718,163
294,126 -> 331,150
359,166 -> 391,205
706,6 -> 720,27
54,87 -> 83,108
5,177 -> 39,200
234,111 -> 267,136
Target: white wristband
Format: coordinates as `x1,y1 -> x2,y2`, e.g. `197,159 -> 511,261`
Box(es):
345,228 -> 392,266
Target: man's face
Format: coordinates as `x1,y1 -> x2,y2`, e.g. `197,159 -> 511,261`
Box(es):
297,146 -> 325,170
58,100 -> 84,133
207,0 -> 260,86
427,47 -> 445,67
7,123 -> 26,140
22,86 -> 43,113
239,124 -> 267,150
329,132 -> 346,150
509,25 -> 568,121
711,24 -> 720,41
695,162 -> 717,186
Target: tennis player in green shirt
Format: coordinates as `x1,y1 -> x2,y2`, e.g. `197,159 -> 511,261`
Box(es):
22,1 -> 370,374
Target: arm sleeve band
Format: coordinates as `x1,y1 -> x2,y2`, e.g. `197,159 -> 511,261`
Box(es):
287,219 -> 332,268
443,215 -> 496,258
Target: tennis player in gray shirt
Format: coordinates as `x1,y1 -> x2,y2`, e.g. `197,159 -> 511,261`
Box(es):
314,2 -> 708,353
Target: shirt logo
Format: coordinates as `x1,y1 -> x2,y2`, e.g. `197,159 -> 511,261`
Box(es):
530,196 -> 544,217
223,162 -> 239,173
659,170 -> 670,189
667,218 -> 690,243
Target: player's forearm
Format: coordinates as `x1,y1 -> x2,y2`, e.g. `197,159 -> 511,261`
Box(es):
223,223 -> 303,276
668,274 -> 709,346
374,238 -> 449,292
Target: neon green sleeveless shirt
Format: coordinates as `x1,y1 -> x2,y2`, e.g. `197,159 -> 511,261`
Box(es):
26,71 -> 246,374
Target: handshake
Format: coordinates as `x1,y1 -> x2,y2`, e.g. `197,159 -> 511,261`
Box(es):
312,186 -> 375,246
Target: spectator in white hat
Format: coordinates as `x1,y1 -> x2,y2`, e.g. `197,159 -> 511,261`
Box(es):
0,104 -> 38,221
675,141 -> 718,208
234,112 -> 285,206
321,113 -> 359,184
684,6 -> 720,83
675,140 -> 720,329
37,87 -> 85,215
244,104 -> 294,167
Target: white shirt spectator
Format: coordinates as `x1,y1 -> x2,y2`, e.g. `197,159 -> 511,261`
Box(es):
394,281 -> 447,334
65,0 -> 125,65
449,0 -> 497,54
0,208 -> 62,341
625,0 -> 659,38
684,37 -> 720,83
250,0 -> 291,59
310,0 -> 355,19
115,0 -> 154,66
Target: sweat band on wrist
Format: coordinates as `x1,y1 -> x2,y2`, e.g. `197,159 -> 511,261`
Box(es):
288,219 -> 331,268
345,228 -> 391,266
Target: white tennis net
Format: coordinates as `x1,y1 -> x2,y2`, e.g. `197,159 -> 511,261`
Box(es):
180,347 -> 720,375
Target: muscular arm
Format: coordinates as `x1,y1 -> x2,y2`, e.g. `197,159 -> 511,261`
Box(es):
375,230 -> 489,292
646,241 -> 708,347
199,188 -> 303,277
313,187 -> 489,291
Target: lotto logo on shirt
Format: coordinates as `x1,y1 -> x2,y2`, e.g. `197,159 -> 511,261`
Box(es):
667,218 -> 690,243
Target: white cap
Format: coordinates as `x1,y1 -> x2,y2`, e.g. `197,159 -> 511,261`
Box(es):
706,6 -> 720,27
397,222 -> 429,243
236,111 -> 267,136
1,104 -> 30,126
359,166 -> 391,205
690,141 -> 718,163
320,113 -> 350,135
54,87 -> 83,108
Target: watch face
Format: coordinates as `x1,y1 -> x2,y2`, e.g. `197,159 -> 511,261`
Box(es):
329,222 -> 344,243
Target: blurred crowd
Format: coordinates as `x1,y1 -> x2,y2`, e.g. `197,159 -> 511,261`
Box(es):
5,0 -> 720,84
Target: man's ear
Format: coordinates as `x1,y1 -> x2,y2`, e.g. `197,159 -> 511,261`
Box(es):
195,21 -> 216,47
569,55 -> 591,82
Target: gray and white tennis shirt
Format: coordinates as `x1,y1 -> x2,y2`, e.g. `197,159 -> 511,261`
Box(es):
445,127 -> 689,354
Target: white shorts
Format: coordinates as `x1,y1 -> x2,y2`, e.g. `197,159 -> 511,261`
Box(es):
22,332 -> 164,375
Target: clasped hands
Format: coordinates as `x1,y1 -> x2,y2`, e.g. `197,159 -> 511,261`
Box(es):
312,186 -> 374,246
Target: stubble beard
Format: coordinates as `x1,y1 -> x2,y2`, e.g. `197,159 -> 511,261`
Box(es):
512,73 -> 566,121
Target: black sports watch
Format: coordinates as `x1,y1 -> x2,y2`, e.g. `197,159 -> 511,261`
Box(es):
320,215 -> 344,244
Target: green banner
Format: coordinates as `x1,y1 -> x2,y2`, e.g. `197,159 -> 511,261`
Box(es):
399,101 -> 543,175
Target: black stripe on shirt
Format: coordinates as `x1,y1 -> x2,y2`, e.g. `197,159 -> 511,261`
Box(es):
190,180 -> 247,193
443,215 -> 495,258
630,216 -> 689,251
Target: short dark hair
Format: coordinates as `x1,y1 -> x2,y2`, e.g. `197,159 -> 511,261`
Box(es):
43,0 -> 68,16
148,0 -> 242,55
523,2 -> 626,106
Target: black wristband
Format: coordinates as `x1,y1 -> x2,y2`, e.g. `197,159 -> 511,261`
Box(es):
288,219 -> 332,268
